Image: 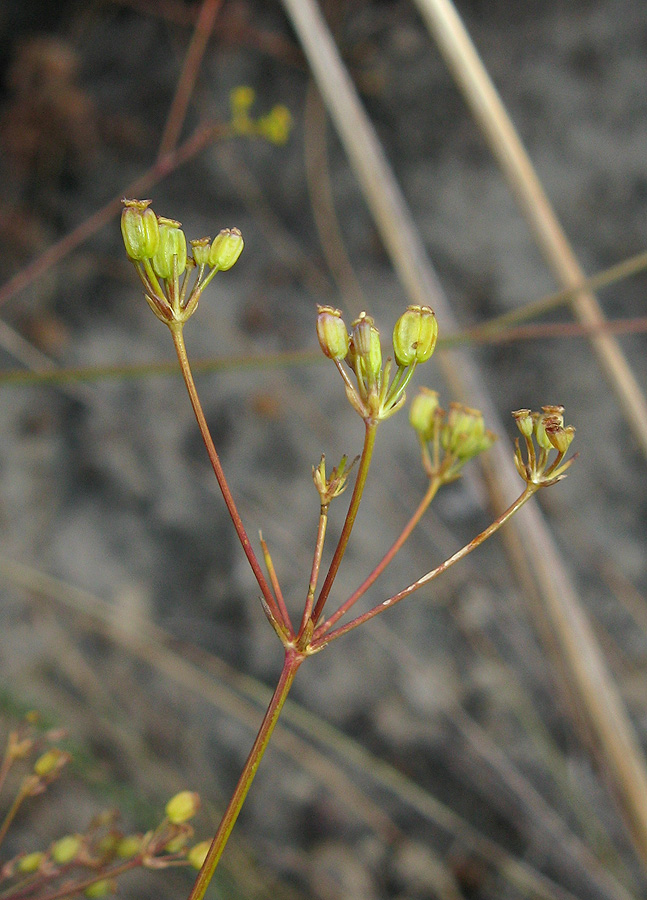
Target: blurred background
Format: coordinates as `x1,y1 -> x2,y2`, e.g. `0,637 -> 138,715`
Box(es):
0,1 -> 647,898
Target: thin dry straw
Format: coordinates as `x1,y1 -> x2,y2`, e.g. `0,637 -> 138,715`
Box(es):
279,0 -> 647,870
412,0 -> 647,462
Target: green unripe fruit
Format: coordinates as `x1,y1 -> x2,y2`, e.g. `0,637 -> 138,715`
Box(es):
18,852 -> 45,874
165,790 -> 200,824
409,388 -> 440,441
392,305 -> 438,366
511,408 -> 533,437
208,228 -> 244,270
116,835 -> 142,859
33,747 -> 66,777
152,217 -> 187,280
316,306 -> 349,360
188,841 -> 210,870
442,403 -> 495,461
51,835 -> 81,865
84,880 -> 115,898
190,237 -> 212,268
121,199 -> 159,261
350,313 -> 382,384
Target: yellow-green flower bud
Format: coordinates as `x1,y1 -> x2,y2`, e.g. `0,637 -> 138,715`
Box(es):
152,217 -> 187,280
392,305 -> 438,366
188,841 -> 210,870
409,388 -> 440,441
190,237 -> 211,268
84,880 -> 115,899
33,747 -> 68,777
443,403 -> 495,461
316,306 -> 349,360
51,835 -> 81,865
208,228 -> 244,270
257,105 -> 292,145
312,454 -> 354,504
350,313 -> 381,384
116,835 -> 142,859
230,86 -> 255,114
511,408 -> 533,437
18,852 -> 45,874
121,199 -> 159,261
165,790 -> 200,824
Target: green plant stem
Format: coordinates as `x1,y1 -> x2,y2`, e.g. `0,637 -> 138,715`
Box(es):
315,474 -> 443,640
312,484 -> 537,648
445,249 -> 647,349
187,650 -> 304,900
0,780 -> 31,849
0,737 -> 17,798
169,324 -> 278,618
298,507 -> 328,638
259,535 -> 293,635
310,420 -> 378,625
6,858 -> 143,900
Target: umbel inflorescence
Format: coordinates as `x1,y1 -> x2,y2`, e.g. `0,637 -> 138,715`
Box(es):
119,200 -> 576,900
0,712 -> 210,900
121,198 -> 244,327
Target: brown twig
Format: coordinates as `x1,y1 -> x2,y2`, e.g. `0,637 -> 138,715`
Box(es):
157,0 -> 224,158
0,121 -> 229,312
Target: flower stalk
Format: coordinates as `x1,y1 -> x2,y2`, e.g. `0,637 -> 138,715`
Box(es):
119,200 -> 577,897
186,650 -> 304,900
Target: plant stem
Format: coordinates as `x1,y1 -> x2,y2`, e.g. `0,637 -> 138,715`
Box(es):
169,324 -> 278,616
187,650 -> 304,900
260,534 -> 293,635
298,507 -> 328,638
0,736 -> 17,799
7,859 -> 142,900
310,420 -> 378,625
314,474 -> 442,639
0,780 -> 31,848
157,0 -> 224,159
312,484 -> 536,647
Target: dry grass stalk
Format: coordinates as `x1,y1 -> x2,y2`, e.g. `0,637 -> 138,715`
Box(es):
279,0 -> 647,871
412,0 -> 647,458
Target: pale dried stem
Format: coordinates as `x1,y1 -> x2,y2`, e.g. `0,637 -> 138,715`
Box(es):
280,0 -> 647,871
412,0 -> 647,458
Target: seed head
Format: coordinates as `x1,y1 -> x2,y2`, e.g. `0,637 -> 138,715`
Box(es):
350,312 -> 382,386
152,217 -> 187,280
165,790 -> 200,824
190,237 -> 212,268
392,305 -> 438,366
208,228 -> 244,271
120,199 -> 159,261
188,841 -> 211,870
409,387 -> 440,441
316,306 -> 349,360
51,835 -> 82,865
